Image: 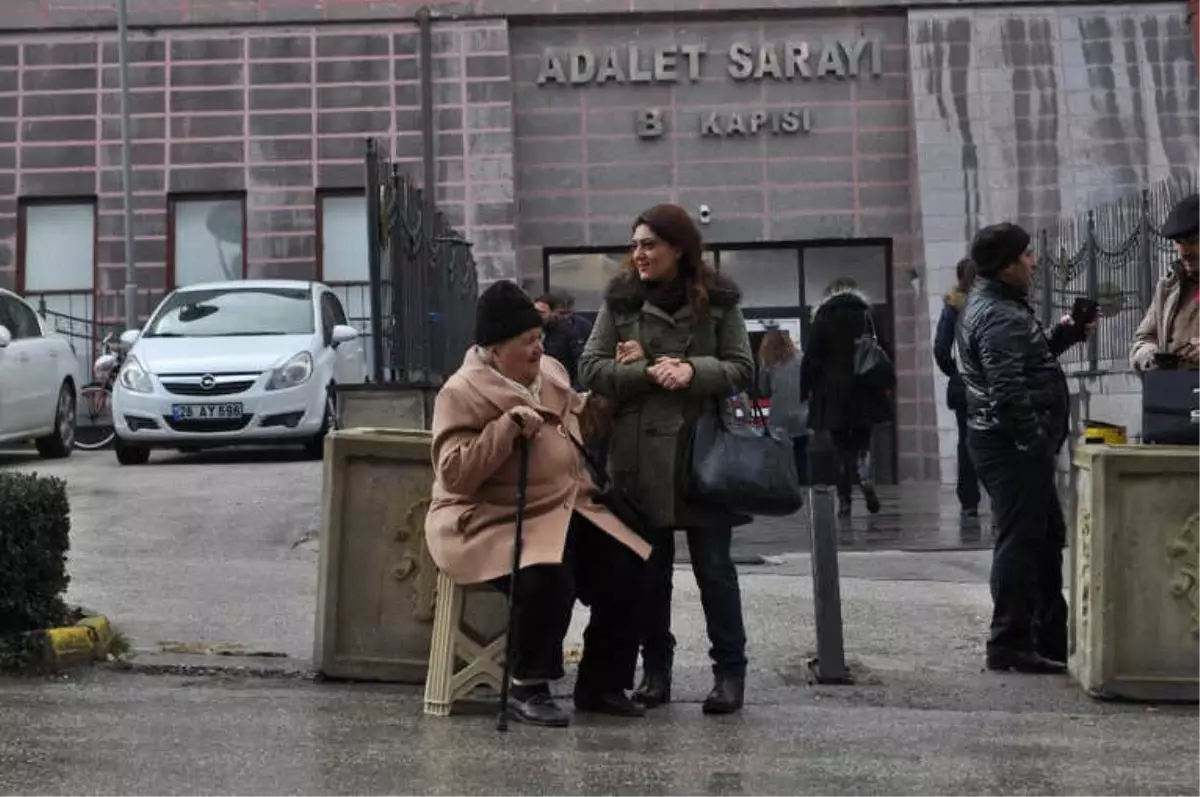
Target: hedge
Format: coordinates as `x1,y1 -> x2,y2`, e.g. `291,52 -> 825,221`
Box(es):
0,471 -> 71,637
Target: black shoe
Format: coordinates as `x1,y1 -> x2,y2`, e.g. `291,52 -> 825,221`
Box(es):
633,656 -> 673,707
986,649 -> 1066,674
961,506 -> 979,519
837,497 -> 852,518
861,482 -> 881,515
509,686 -> 570,727
702,673 -> 745,715
574,689 -> 646,717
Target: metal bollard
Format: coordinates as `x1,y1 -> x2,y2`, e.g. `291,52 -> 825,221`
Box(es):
807,483 -> 853,684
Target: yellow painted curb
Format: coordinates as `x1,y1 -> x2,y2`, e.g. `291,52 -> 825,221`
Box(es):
41,614 -> 114,671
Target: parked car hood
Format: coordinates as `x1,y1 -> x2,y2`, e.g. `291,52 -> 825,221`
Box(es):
132,335 -> 313,375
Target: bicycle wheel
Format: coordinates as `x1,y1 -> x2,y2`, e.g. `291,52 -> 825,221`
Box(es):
74,383 -> 116,450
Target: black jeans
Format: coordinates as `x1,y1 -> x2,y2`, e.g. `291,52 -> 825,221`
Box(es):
968,431 -> 1068,661
791,435 -> 810,486
489,513 -> 643,693
639,526 -> 748,676
953,406 -> 981,511
831,426 -> 874,501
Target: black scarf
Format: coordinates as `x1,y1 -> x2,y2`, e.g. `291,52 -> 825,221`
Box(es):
643,278 -> 689,316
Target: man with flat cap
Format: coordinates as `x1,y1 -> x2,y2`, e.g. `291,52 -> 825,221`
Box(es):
1130,193 -> 1200,371
956,222 -> 1093,674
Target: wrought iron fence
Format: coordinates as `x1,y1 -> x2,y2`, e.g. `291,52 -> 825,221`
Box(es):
30,291 -> 109,386
365,137 -> 478,385
1032,173 -> 1197,374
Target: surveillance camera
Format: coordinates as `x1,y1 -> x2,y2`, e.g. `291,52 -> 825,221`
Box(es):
698,204 -> 712,225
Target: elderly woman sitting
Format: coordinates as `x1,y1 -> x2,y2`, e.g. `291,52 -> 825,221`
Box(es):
425,281 -> 651,728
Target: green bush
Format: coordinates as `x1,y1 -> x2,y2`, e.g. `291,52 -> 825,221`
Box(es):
0,471 -> 71,636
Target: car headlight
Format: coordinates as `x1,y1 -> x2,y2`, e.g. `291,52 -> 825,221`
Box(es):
267,351 -> 313,390
117,355 -> 153,394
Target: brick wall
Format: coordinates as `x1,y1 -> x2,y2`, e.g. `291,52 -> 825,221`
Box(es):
908,2 -> 1199,484
509,15 -> 941,481
0,19 -> 516,322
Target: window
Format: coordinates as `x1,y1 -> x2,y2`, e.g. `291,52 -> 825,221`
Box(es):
320,292 -> 348,345
318,194 -> 369,284
0,295 -> 42,339
145,286 -> 315,338
170,195 -> 245,287
545,251 -> 625,313
718,249 -> 801,309
803,245 -> 889,308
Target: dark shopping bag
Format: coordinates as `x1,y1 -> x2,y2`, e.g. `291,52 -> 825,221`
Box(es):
687,399 -> 804,516
567,431 -> 652,542
1142,369 -> 1199,445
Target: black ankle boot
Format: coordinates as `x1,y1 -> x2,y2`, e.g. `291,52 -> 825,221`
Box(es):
702,673 -> 745,715
632,655 -> 673,708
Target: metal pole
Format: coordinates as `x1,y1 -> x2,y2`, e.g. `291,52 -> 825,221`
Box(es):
1085,211 -> 1099,371
807,483 -> 852,684
116,0 -> 138,331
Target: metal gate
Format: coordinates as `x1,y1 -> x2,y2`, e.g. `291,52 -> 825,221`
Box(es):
365,137 -> 478,386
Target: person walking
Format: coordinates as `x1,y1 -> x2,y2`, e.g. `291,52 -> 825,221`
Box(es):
957,223 -> 1093,674
800,278 -> 893,518
425,280 -> 651,727
757,328 -> 809,486
934,258 -> 983,517
578,203 -> 754,715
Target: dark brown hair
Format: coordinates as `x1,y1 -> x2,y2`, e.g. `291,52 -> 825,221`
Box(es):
955,257 -> 977,294
629,203 -> 713,318
758,329 -> 797,368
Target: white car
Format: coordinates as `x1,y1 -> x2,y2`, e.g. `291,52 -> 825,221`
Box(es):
0,288 -> 79,458
111,280 -> 366,465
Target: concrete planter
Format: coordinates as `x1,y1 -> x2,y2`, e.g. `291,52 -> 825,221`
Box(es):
313,428 -> 437,683
334,384 -> 437,431
1070,444 -> 1199,702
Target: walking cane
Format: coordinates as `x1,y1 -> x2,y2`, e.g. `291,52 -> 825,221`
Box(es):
497,433 -> 531,732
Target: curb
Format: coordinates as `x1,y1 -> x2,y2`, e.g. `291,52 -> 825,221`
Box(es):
34,614 -> 114,671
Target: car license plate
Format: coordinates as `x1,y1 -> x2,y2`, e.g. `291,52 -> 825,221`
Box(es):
171,403 -> 243,421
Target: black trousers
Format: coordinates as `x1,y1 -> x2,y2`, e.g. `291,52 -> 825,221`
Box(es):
830,426 -> 874,501
639,526 -> 748,676
791,435 -> 810,486
968,431 -> 1068,661
953,406 -> 981,511
489,513 -> 643,692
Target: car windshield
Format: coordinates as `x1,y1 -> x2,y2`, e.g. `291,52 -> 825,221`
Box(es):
144,287 -> 314,338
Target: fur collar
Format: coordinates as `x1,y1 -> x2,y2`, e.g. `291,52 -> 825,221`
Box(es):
811,285 -> 871,317
603,268 -> 742,314
944,288 -> 968,310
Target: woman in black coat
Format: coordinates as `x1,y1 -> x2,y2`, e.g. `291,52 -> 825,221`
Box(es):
800,278 -> 894,517
933,258 -> 982,517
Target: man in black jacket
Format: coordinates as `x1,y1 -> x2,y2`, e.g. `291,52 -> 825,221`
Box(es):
957,223 -> 1092,674
536,291 -> 591,390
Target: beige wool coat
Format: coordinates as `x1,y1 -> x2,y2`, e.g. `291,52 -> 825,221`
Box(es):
1130,270 -> 1198,371
425,348 -> 651,585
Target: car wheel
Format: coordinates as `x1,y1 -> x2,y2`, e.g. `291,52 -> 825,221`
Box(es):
35,382 -> 76,459
114,439 -> 151,466
304,388 -> 336,459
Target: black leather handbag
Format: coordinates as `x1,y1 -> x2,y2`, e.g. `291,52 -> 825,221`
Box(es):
1142,369 -> 1200,445
568,431 -> 652,542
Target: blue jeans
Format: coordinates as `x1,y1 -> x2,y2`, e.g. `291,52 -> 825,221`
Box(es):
639,526 -> 748,676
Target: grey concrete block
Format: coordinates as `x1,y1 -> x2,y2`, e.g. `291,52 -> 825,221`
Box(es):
317,136 -> 368,162
516,137 -> 581,166
858,210 -> 913,237
172,63 -> 244,88
249,36 -> 312,60
394,108 -> 422,132
395,84 -> 422,107
772,185 -> 855,213
394,58 -> 420,82
466,105 -> 512,131
436,158 -> 465,184
394,33 -> 419,57
250,164 -> 313,187
396,133 -> 424,159
250,138 -> 312,163
248,233 -> 315,261
250,87 -> 312,112
23,41 -> 97,67
857,131 -> 911,157
858,156 -> 911,185
465,26 -> 508,54
0,70 -> 14,93
21,144 -> 94,170
587,138 -> 660,164
100,64 -> 165,89
0,45 -> 18,68
431,30 -> 460,56
318,85 -> 391,110
519,194 -> 584,220
474,202 -> 515,226
165,115 -> 239,140
171,38 -> 242,61
96,238 -> 165,267
436,107 -> 463,133
770,158 -> 857,185
316,34 -> 389,59
467,132 -> 511,157
858,184 -> 915,210
589,191 -> 662,219
100,40 -> 164,64
248,112 -> 311,138
588,162 -> 673,191
316,60 -> 390,84
99,141 -> 163,168
170,141 -> 243,165
0,146 -> 14,170
521,220 -> 586,247
248,208 -> 315,234
514,111 -> 579,137
100,90 -> 165,115
19,170 -> 96,196
430,82 -> 460,104
23,67 -> 96,92
516,165 -> 583,192
22,118 -> 96,143
680,188 -> 765,216
466,81 -> 512,104
251,62 -> 312,85
466,156 -> 513,183
466,55 -> 509,79
766,131 -> 856,159
431,57 -> 463,80
770,213 -> 856,239
22,93 -> 96,117
168,166 -> 245,193
858,103 -> 912,129
171,89 -> 244,113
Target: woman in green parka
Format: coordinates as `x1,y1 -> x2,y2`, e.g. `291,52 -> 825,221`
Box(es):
578,203 -> 754,715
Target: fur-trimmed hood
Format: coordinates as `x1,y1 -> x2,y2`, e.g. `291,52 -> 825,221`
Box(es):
944,288 -> 968,311
603,268 -> 742,314
811,285 -> 870,319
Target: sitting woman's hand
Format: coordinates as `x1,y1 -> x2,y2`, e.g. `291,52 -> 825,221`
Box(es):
507,406 -> 545,439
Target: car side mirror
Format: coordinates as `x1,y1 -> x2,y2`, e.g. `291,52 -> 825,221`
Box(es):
330,324 -> 359,347
119,329 -> 140,350
0,325 -> 11,348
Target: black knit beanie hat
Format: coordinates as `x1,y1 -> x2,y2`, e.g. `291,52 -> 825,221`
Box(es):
475,280 -> 544,347
970,222 -> 1032,277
